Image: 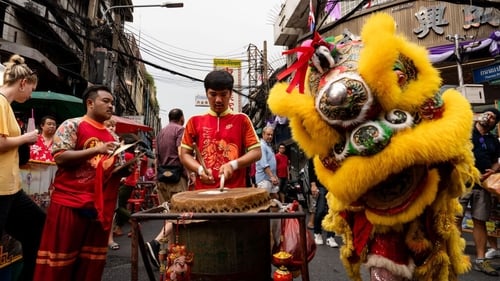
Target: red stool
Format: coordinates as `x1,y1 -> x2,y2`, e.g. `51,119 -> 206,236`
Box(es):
136,181 -> 157,209
148,192 -> 160,208
127,188 -> 146,213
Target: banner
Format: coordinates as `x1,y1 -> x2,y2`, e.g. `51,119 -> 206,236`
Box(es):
213,58 -> 242,112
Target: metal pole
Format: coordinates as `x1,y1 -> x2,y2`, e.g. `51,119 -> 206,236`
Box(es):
446,34 -> 466,87
145,85 -> 150,127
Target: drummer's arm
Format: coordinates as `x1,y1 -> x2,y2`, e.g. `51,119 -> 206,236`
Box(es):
233,147 -> 261,170
179,146 -> 203,175
219,147 -> 261,180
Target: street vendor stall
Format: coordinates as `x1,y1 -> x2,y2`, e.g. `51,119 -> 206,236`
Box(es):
20,160 -> 56,209
12,92 -> 84,208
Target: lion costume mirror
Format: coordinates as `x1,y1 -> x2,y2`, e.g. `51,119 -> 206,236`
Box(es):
268,13 -> 479,281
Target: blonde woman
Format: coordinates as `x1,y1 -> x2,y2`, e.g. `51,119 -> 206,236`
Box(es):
0,54 -> 46,281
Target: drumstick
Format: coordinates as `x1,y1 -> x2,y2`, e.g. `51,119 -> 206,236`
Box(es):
192,142 -> 209,175
219,174 -> 225,192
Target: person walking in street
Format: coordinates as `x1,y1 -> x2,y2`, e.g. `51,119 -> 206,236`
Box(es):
275,143 -> 289,203
256,126 -> 279,199
145,108 -> 187,268
0,54 -> 46,281
179,70 -> 261,190
29,115 -> 57,163
156,108 -> 187,202
459,108 -> 500,276
33,85 -> 128,281
308,158 -> 338,248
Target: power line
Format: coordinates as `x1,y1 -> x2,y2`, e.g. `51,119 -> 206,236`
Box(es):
0,0 -> 277,99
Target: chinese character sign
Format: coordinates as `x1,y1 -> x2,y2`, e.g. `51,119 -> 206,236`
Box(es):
463,6 -> 500,30
413,5 -> 448,39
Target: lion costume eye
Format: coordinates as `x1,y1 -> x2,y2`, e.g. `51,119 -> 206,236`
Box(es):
315,72 -> 375,128
329,110 -> 413,164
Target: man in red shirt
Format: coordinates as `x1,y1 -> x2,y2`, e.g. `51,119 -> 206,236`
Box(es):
180,70 -> 261,189
275,143 -> 290,202
34,85 -> 126,281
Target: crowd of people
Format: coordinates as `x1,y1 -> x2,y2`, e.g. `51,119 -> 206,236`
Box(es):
3,54 -> 500,280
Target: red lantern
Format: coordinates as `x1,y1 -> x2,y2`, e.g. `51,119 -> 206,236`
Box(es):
273,266 -> 293,281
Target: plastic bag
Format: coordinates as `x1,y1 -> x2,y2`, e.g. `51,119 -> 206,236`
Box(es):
273,203 -> 316,270
483,173 -> 500,198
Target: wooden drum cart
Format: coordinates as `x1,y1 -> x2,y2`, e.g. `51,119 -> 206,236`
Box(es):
131,188 -> 309,281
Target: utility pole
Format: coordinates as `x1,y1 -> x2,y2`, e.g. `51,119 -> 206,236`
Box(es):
445,34 -> 467,87
262,41 -> 269,92
446,34 -> 485,104
83,0 -> 99,84
245,42 -> 275,129
247,43 -> 259,95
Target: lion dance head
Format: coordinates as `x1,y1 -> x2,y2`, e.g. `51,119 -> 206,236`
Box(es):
268,13 -> 479,281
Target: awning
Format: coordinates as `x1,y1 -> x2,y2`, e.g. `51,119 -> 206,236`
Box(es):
12,91 -> 84,122
113,115 -> 152,134
428,31 -> 500,63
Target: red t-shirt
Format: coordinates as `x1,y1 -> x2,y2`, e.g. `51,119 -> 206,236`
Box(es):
275,152 -> 289,178
50,116 -> 118,209
182,109 -> 260,190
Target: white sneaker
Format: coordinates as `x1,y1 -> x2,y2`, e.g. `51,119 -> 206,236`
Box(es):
485,248 -> 500,259
314,233 -> 323,245
326,237 -> 338,248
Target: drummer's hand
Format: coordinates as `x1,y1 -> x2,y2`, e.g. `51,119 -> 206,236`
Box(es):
199,168 -> 215,184
23,129 -> 39,145
219,162 -> 235,181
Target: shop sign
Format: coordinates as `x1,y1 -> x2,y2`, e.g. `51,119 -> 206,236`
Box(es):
473,64 -> 500,83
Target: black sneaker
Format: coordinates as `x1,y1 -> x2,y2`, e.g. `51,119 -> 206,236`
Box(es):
145,240 -> 160,268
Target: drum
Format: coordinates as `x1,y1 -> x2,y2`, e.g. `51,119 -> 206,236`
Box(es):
170,187 -> 272,281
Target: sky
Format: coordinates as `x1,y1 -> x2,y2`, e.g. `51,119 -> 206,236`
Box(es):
126,0 -> 287,126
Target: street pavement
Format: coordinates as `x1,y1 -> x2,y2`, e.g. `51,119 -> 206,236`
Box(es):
103,219 -> 500,281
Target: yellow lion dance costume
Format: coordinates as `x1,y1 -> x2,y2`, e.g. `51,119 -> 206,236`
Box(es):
268,13 -> 479,281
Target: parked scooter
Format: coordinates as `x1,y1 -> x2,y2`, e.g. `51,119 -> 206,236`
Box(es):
284,169 -> 308,209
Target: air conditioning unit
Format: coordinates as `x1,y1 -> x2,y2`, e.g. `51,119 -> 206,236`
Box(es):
457,84 -> 485,104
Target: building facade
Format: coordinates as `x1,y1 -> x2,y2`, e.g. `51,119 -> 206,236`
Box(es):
274,0 -> 500,106
0,0 -> 160,135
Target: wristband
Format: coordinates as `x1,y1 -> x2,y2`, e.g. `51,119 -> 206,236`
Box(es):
229,160 -> 238,170
197,165 -> 204,176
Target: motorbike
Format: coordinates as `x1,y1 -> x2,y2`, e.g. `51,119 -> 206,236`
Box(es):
284,168 -> 309,209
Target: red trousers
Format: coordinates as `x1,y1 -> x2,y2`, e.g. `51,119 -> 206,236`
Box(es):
33,192 -> 117,281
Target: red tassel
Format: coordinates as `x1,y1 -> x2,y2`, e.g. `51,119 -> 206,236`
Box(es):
277,32 -> 331,94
